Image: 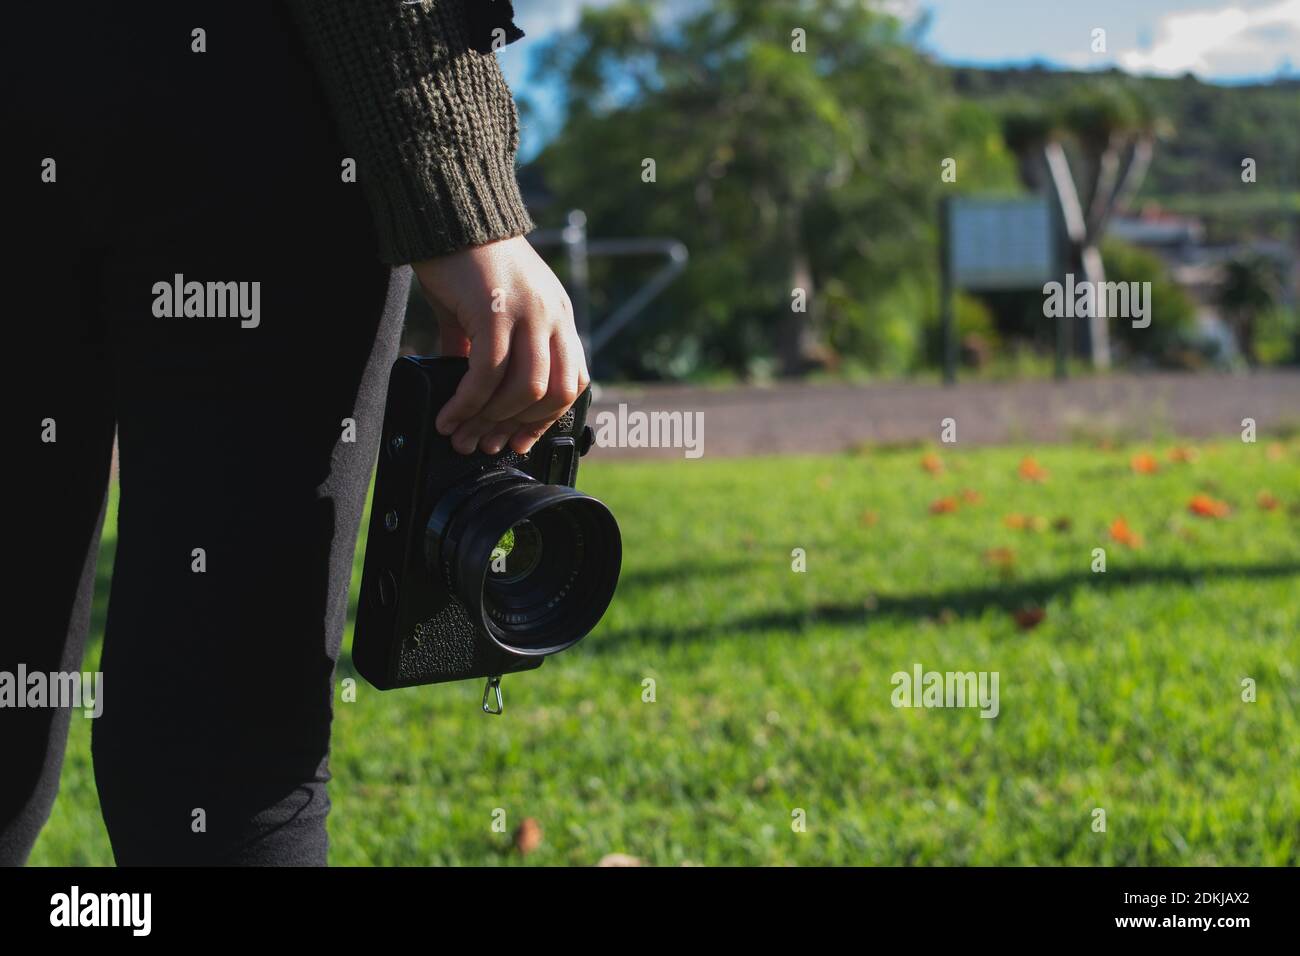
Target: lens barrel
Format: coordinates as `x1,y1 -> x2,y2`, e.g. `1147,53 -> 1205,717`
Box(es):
426,468 -> 621,656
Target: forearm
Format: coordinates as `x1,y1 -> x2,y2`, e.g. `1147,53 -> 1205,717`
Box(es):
286,0 -> 534,264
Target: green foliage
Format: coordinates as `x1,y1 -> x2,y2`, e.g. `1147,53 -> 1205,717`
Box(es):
1219,250 -> 1287,368
958,67 -> 1300,240
1100,238 -> 1198,362
35,439 -> 1300,864
529,14 -> 1292,379
1061,83 -> 1147,147
530,0 -> 1018,379
1253,307 -> 1298,366
826,275 -> 934,376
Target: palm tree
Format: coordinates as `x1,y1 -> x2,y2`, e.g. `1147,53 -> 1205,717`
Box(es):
1002,85 -> 1163,368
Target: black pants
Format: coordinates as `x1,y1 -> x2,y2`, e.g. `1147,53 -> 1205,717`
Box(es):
2,4 -> 407,864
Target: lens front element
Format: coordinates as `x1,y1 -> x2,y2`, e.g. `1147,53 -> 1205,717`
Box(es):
429,470 -> 621,656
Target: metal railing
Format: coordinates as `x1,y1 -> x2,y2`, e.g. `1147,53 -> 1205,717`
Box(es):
528,210 -> 688,364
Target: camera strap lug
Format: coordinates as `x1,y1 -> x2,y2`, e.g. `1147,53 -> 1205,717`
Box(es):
481,675 -> 504,715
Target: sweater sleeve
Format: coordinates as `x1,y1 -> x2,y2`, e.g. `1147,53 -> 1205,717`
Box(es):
286,0 -> 535,264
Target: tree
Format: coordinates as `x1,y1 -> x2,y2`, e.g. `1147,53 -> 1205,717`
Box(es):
1219,252 -> 1285,364
528,0 -> 965,378
1001,84 -> 1164,368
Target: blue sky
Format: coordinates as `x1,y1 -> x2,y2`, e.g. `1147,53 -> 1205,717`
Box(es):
501,0 -> 1300,155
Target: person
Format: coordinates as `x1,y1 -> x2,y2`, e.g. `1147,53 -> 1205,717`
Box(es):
1,0 -> 584,865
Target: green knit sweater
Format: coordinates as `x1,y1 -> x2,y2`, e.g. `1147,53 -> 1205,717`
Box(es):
287,0 -> 534,264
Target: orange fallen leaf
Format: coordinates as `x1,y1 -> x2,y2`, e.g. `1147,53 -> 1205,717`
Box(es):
1109,517 -> 1143,548
1168,446 -> 1199,464
960,488 -> 983,504
1130,452 -> 1160,475
860,509 -> 880,527
920,452 -> 944,475
514,818 -> 543,855
1004,513 -> 1046,532
983,547 -> 1016,568
1013,607 -> 1046,630
929,496 -> 959,514
1018,456 -> 1049,482
1188,494 -> 1231,518
1266,443 -> 1284,461
1257,491 -> 1280,511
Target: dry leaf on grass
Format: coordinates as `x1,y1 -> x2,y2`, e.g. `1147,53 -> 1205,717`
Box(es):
1017,456 -> 1049,482
514,818 -> 543,855
1013,607 -> 1047,630
1004,513 -> 1047,532
1188,494 -> 1231,518
1130,452 -> 1160,475
1109,517 -> 1143,548
983,547 -> 1017,569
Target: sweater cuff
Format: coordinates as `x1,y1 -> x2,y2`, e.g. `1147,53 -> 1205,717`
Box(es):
365,148 -> 535,265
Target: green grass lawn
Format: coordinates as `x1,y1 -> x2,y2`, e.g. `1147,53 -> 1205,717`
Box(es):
31,437 -> 1300,865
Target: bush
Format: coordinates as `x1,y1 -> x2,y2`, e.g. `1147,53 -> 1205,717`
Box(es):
1254,306 -> 1298,366
1100,238 -> 1198,364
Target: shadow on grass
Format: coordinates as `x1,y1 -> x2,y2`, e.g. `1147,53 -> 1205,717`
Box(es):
594,560 -> 1300,649
270,559 -> 1300,675
333,560 -> 756,676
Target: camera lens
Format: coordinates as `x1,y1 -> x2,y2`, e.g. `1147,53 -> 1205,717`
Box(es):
487,520 -> 543,584
427,469 -> 621,656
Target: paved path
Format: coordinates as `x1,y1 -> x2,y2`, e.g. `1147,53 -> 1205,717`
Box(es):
589,371 -> 1300,459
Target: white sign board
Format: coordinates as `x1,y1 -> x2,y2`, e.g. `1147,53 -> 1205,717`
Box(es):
948,197 -> 1055,290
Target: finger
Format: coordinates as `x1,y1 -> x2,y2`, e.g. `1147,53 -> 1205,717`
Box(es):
505,337 -> 578,452
524,333 -> 584,422
506,419 -> 553,456
478,423 -> 517,456
436,320 -> 511,435
477,322 -> 550,423
574,341 -> 591,396
450,415 -> 496,456
507,334 -> 586,454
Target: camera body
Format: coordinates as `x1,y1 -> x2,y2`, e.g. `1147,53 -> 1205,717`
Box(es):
354,356 -> 619,691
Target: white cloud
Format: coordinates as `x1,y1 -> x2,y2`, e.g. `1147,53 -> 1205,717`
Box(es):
874,0 -> 923,20
1117,0 -> 1300,77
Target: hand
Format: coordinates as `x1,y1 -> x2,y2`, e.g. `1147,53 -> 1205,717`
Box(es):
411,236 -> 590,456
